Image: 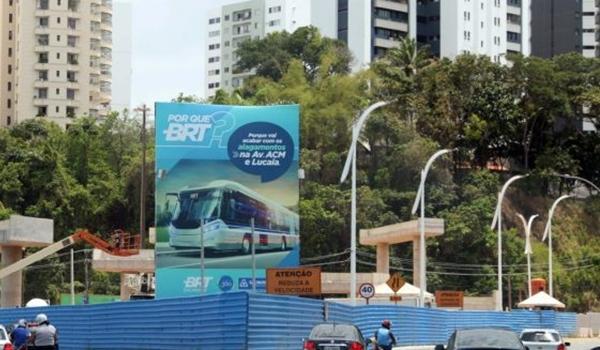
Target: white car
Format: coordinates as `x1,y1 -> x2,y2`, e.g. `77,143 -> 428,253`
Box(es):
520,329 -> 570,350
0,325 -> 13,350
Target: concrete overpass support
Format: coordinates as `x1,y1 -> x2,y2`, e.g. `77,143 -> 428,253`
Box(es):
1,246 -> 22,307
376,243 -> 389,274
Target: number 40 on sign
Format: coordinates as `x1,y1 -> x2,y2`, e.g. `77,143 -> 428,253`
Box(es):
359,283 -> 375,304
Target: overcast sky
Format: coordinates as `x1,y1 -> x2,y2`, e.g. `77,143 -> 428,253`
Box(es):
126,0 -> 240,107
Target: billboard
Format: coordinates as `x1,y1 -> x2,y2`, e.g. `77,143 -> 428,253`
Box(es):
154,103 -> 300,298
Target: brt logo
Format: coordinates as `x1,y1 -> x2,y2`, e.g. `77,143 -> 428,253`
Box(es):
183,276 -> 213,290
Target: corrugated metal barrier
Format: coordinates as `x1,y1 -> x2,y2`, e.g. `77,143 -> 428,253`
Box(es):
0,292 -> 577,349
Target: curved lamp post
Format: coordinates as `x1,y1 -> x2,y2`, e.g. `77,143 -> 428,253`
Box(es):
491,174 -> 528,311
556,173 -> 600,193
516,213 -> 538,298
542,194 -> 573,297
411,148 -> 456,307
340,101 -> 390,305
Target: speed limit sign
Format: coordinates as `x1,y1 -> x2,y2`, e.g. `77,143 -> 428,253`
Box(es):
359,283 -> 375,303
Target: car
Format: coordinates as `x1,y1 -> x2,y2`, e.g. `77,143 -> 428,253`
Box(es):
0,325 -> 13,350
519,329 -> 570,350
303,323 -> 367,350
435,328 -> 527,350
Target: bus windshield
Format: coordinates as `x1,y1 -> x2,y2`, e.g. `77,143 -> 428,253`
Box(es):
171,189 -> 221,229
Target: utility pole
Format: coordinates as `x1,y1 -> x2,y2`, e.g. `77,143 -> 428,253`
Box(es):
134,104 -> 151,247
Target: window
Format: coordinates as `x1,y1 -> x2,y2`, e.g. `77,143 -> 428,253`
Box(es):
224,67 -> 230,73
67,53 -> 78,64
56,52 -> 61,60
268,6 -> 282,13
208,56 -> 220,63
37,34 -> 49,46
38,70 -> 48,81
8,48 -> 12,57
56,106 -> 60,113
67,35 -> 77,47
232,9 -> 251,21
57,17 -> 61,23
37,88 -> 48,99
6,116 -> 11,126
374,8 -> 408,22
269,20 -> 281,27
39,52 -> 49,63
56,88 -> 60,95
58,0 -> 62,5
8,14 -> 12,23
8,65 -> 12,74
68,17 -> 77,29
39,17 -> 49,27
67,70 -> 76,82
507,31 -> 520,43
208,69 -> 220,76
208,30 -> 220,38
57,34 -> 61,42
208,43 -> 220,50
224,15 -> 230,21
208,17 -> 220,24
8,31 -> 12,40
208,82 -> 220,89
67,89 -> 75,100
37,106 -> 48,117
66,107 -> 75,118
7,82 -> 11,91
7,99 -> 11,109
37,0 -> 49,10
481,21 -> 484,28
224,41 -> 230,47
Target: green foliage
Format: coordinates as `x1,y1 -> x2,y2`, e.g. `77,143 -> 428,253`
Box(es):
0,113 -> 152,304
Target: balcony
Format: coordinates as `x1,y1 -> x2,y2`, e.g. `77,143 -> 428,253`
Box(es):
374,18 -> 408,32
374,37 -> 401,49
374,0 -> 408,12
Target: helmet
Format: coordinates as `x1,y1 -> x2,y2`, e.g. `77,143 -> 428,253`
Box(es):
35,314 -> 48,324
381,319 -> 391,328
17,319 -> 27,327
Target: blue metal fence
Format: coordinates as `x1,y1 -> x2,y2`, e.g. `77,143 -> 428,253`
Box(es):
0,292 -> 577,349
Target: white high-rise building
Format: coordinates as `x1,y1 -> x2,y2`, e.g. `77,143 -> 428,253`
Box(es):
204,0 -> 533,97
0,0 -> 113,129
434,0 -> 531,63
111,0 -> 132,113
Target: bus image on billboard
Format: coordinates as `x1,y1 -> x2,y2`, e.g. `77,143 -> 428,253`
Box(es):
167,180 -> 299,254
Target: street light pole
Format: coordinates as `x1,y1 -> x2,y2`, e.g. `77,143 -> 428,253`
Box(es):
411,148 -> 455,307
340,101 -> 390,305
134,104 -> 151,247
542,194 -> 573,297
491,174 -> 528,311
516,213 -> 538,298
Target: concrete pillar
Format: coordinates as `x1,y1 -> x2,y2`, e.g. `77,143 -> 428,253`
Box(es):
412,238 -> 421,288
1,246 -> 23,307
120,273 -> 132,301
376,243 -> 389,274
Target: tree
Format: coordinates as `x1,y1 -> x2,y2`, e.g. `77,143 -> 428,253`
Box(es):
235,26 -> 352,82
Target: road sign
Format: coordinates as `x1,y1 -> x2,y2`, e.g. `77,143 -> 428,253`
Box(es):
435,291 -> 464,308
386,273 -> 405,293
390,295 -> 402,304
359,283 -> 375,300
266,267 -> 321,295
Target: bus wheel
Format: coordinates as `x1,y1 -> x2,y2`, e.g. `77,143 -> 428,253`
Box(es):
242,235 -> 252,255
281,238 -> 287,251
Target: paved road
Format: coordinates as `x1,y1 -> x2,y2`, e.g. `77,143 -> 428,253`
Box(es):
155,242 -> 289,269
565,338 -> 600,350
393,339 -> 600,350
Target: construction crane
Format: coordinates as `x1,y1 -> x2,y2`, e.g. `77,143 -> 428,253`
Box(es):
0,229 -> 140,279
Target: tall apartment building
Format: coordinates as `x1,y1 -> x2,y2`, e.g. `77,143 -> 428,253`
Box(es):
531,0 -> 599,59
204,0 -> 534,97
418,0 -> 531,62
206,0 -> 314,97
0,0 -> 112,129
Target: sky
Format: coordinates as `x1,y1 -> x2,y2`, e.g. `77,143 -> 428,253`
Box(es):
125,0 -> 240,107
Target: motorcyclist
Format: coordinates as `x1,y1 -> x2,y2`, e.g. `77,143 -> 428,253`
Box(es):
30,314 -> 57,350
374,319 -> 397,350
10,319 -> 30,350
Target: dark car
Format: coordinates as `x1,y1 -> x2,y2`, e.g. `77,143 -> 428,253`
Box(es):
436,328 -> 527,350
303,323 -> 367,350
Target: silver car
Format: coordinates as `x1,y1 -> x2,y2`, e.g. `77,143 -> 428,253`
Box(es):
520,329 -> 570,350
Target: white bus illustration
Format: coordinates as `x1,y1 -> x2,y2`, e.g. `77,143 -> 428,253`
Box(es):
166,180 -> 299,254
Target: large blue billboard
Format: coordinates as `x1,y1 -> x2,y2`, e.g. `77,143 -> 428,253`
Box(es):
154,103 -> 300,298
